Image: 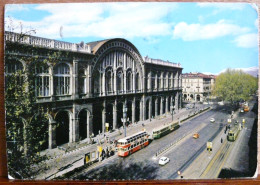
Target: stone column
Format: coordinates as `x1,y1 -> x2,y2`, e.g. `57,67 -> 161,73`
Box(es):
114,70 -> 117,95
149,98 -> 152,120
155,98 -> 158,117
87,65 -> 92,97
72,60 -> 79,99
72,105 -> 79,142
99,72 -> 102,96
113,100 -> 117,129
50,67 -> 54,100
72,118 -> 79,142
166,96 -> 169,113
155,72 -> 158,91
175,71 -> 178,89
166,73 -> 170,90
161,73 -> 163,90
148,71 -> 151,91
124,70 -> 127,93
180,93 -> 182,108
175,92 -> 179,112
87,113 -> 93,138
140,99 -> 143,121
133,72 -> 136,93
160,97 -> 163,115
69,112 -> 73,144
49,120 -> 57,149
102,101 -> 106,134
102,72 -> 106,96
172,72 -> 174,89
179,73 -> 182,90
132,98 -> 136,123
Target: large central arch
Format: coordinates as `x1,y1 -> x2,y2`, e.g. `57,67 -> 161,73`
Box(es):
91,39 -> 144,95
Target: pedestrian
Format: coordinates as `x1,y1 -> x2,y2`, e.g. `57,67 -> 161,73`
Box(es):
221,138 -> 223,143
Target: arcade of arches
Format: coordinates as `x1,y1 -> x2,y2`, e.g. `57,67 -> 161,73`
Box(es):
5,33 -> 183,149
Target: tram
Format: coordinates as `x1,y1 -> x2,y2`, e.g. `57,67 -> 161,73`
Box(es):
117,131 -> 149,157
152,121 -> 180,139
227,125 -> 240,141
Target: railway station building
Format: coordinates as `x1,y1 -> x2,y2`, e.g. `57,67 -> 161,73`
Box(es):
5,31 -> 183,149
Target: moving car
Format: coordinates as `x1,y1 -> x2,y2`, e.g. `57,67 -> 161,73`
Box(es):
210,118 -> 215,123
193,133 -> 200,139
159,157 -> 170,165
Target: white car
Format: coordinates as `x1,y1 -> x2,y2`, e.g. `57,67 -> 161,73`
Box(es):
159,157 -> 170,166
210,118 -> 215,123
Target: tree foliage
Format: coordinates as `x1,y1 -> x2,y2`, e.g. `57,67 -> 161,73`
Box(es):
213,69 -> 258,103
5,43 -> 51,179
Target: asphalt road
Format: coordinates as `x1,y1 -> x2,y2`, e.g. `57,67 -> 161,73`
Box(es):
76,105 -> 232,180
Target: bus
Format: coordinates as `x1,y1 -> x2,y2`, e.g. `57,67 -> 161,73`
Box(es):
152,122 -> 180,139
117,131 -> 149,157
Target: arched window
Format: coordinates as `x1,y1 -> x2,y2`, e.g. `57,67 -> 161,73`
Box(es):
157,72 -> 161,89
54,63 -> 70,95
78,68 -> 86,94
163,72 -> 167,89
117,69 -> 123,93
151,71 -> 156,90
5,60 -> 24,97
106,69 -> 113,93
168,73 -> 172,88
34,63 -> 50,97
135,72 -> 139,91
6,60 -> 23,74
126,70 -> 132,92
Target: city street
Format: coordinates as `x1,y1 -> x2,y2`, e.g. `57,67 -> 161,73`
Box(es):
33,99 -> 257,180
74,104 -> 239,180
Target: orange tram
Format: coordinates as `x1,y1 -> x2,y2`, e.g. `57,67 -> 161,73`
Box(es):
117,131 -> 149,157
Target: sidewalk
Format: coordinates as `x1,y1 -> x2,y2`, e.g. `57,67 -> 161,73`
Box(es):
36,104 -> 209,179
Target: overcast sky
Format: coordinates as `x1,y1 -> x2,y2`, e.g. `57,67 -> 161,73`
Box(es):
5,2 -> 259,74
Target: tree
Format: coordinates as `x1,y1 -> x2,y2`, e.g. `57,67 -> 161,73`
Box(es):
213,69 -> 258,104
5,52 -> 51,178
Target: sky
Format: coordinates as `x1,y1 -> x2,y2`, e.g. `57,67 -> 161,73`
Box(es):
4,2 -> 259,74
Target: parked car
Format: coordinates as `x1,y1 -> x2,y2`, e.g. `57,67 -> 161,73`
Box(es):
159,157 -> 170,166
210,118 -> 215,123
193,133 -> 200,139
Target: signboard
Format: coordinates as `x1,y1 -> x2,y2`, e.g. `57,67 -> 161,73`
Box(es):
242,119 -> 245,123
84,151 -> 98,164
228,119 -> 232,123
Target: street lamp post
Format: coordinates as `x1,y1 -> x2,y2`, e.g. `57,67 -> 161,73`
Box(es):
170,105 -> 175,121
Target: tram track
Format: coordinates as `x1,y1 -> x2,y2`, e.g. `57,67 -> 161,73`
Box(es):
169,123 -> 223,179
200,141 -> 232,178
